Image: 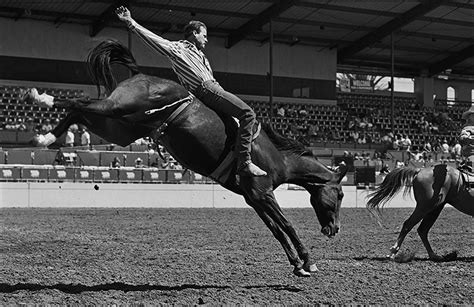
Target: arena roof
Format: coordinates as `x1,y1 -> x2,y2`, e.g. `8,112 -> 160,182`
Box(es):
1,0 -> 473,79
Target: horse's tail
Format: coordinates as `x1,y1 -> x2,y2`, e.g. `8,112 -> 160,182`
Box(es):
87,39 -> 140,97
366,167 -> 419,224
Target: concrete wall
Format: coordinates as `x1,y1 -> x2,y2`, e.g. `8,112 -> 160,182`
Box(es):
0,182 -> 415,208
415,76 -> 473,106
0,17 -> 336,81
433,78 -> 473,102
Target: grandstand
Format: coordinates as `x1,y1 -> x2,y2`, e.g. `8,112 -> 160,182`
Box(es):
0,1 -> 473,185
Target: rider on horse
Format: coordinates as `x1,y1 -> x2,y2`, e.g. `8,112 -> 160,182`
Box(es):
459,105 -> 474,173
115,6 -> 267,178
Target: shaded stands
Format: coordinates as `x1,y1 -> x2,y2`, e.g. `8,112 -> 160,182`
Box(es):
337,92 -> 468,147
0,85 -> 76,127
247,92 -> 467,149
1,84 -> 467,151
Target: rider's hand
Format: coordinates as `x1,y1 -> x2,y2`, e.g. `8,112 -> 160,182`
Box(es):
116,6 -> 133,23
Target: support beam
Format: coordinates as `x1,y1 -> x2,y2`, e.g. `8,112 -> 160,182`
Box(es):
338,0 -> 445,61
90,0 -> 128,37
225,0 -> 297,48
132,2 -> 253,19
428,44 -> 474,76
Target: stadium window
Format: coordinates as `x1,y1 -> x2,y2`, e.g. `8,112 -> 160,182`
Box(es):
447,86 -> 455,101
471,89 -> 474,102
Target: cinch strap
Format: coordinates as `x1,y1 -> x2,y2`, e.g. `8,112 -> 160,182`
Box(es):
153,94 -> 194,138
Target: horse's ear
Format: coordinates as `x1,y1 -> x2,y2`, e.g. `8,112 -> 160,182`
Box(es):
336,162 -> 348,183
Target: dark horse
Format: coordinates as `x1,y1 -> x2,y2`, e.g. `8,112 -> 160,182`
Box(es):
24,40 -> 347,277
367,164 -> 473,261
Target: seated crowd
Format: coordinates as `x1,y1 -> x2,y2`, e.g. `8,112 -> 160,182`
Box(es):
1,85 -> 470,171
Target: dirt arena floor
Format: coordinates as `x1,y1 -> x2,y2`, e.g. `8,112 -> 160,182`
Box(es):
0,207 -> 472,305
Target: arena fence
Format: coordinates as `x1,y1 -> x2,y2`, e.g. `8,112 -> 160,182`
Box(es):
0,164 -> 213,184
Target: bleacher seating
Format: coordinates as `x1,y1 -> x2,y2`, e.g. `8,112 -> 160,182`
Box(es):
0,83 -> 469,186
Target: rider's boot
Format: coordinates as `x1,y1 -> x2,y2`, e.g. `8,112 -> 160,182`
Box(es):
238,161 -> 267,177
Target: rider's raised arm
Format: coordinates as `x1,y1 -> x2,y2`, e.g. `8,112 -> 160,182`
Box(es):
127,19 -> 174,57
116,6 -> 174,57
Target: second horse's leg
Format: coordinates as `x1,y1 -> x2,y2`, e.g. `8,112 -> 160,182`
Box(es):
389,207 -> 425,259
417,204 -> 448,261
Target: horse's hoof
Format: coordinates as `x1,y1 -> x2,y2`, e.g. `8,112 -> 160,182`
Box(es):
32,134 -> 46,147
303,263 -> 319,272
20,88 -> 36,103
293,268 -> 311,277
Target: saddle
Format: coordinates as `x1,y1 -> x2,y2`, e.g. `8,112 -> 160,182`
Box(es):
459,168 -> 474,189
209,121 -> 261,184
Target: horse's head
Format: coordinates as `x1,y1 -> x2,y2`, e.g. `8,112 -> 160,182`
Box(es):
307,163 -> 347,238
309,183 -> 344,237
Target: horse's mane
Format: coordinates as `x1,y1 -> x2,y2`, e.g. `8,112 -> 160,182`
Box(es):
261,123 -> 313,156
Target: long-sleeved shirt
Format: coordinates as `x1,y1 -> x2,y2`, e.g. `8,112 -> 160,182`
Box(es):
128,20 -> 215,92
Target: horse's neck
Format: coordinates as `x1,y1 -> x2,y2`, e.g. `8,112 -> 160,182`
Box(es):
286,154 -> 336,184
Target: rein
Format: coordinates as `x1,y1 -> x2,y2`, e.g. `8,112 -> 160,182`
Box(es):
149,94 -> 194,138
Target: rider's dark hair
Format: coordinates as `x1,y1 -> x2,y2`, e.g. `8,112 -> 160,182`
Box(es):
184,21 -> 207,39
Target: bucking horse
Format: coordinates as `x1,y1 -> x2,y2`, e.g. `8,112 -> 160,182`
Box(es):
23,39 -> 347,277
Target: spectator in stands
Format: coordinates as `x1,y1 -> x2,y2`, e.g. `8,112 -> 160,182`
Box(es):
306,123 -> 319,144
357,133 -> 367,144
422,139 -> 432,153
65,125 -> 76,147
298,106 -> 308,118
116,6 -> 267,177
392,134 -> 401,150
451,140 -> 462,160
4,118 -> 17,130
150,156 -> 160,168
170,161 -> 183,170
459,105 -> 474,172
400,134 -> 412,151
79,126 -> 91,149
395,160 -> 405,168
16,118 -> 27,131
440,139 -> 450,154
24,117 -> 37,132
111,156 -> 121,168
408,147 -> 425,162
276,105 -> 286,117
416,115 -> 430,133
135,157 -> 145,168
40,119 -> 53,134
286,104 -> 297,118
145,143 -> 156,153
350,130 -> 359,143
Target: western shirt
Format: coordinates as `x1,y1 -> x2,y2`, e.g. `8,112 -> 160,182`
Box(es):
128,20 -> 215,92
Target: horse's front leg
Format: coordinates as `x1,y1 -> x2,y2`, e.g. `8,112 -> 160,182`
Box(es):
250,205 -> 308,277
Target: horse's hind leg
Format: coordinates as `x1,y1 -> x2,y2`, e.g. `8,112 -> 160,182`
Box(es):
33,112 -> 84,147
417,204 -> 447,261
389,207 -> 425,259
24,88 -> 127,118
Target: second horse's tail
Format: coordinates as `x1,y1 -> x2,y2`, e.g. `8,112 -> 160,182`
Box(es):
87,39 -> 140,97
366,167 -> 420,222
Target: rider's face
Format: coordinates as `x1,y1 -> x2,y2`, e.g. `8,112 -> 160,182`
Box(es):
193,26 -> 208,51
